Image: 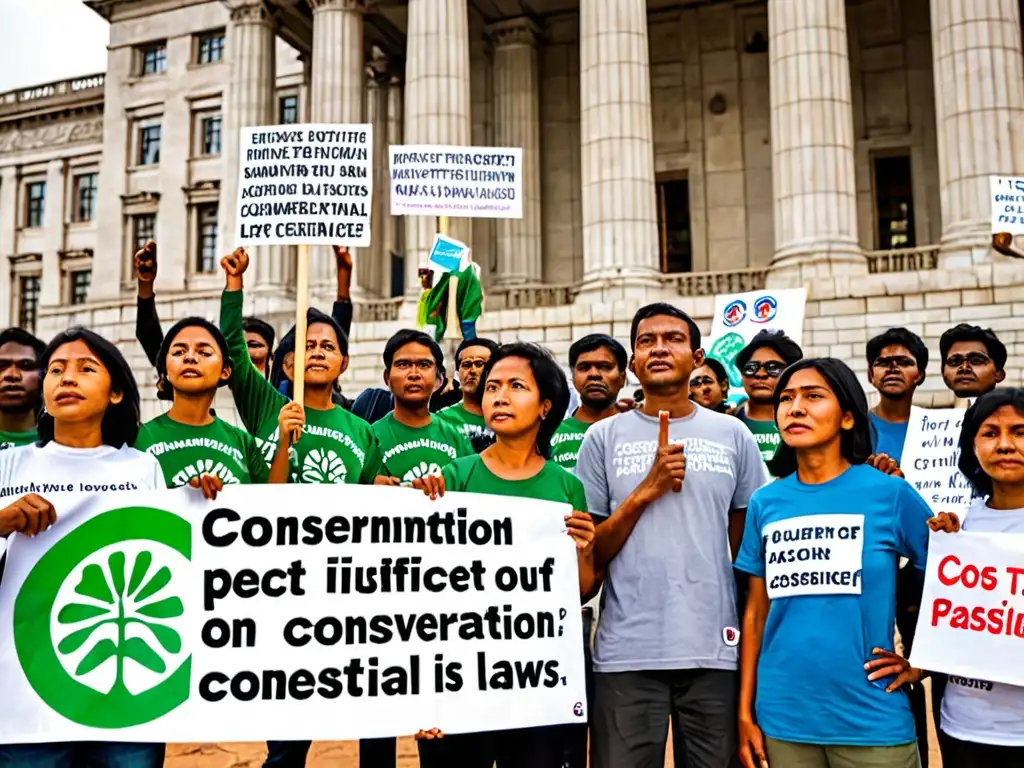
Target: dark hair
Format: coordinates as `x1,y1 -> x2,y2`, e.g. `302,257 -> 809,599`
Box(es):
569,334 -> 628,372
630,303 -> 702,352
736,329 -> 804,369
0,327 -> 46,359
242,317 -> 275,375
37,327 -> 141,448
766,358 -> 873,478
698,357 -> 729,385
269,307 -> 349,392
383,329 -> 444,370
480,342 -> 570,459
866,327 -> 929,372
155,317 -> 233,401
940,323 -> 1007,370
957,387 -> 1024,497
455,337 -> 499,367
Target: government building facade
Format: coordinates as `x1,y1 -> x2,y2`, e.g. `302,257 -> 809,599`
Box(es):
1,0 -> 1024,418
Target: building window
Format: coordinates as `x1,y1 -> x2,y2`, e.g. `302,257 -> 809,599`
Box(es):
139,124 -> 161,165
196,31 -> 225,65
196,205 -> 218,273
71,270 -> 91,305
874,154 -> 916,250
140,43 -> 167,76
201,115 -> 222,155
73,173 -> 98,222
279,95 -> 298,125
17,275 -> 40,332
133,213 -> 156,251
25,182 -> 46,228
656,178 -> 692,273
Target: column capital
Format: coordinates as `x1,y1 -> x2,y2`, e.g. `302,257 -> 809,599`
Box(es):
225,0 -> 275,25
308,0 -> 366,13
486,17 -> 540,48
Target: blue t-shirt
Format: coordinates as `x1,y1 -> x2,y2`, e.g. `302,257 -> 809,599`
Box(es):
869,412 -> 909,465
734,464 -> 932,746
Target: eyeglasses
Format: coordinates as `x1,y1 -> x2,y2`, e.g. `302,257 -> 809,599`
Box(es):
689,376 -> 717,388
945,353 -> 992,369
741,360 -> 786,378
459,359 -> 487,371
872,356 -> 918,370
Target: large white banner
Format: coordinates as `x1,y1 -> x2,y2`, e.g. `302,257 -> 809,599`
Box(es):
389,145 -> 523,219
901,406 -> 976,516
235,124 -> 373,246
990,175 -> 1024,235
910,531 -> 1024,687
0,485 -> 586,743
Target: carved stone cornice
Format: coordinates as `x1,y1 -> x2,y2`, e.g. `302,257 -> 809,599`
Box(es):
308,0 -> 366,13
486,17 -> 540,48
0,117 -> 103,156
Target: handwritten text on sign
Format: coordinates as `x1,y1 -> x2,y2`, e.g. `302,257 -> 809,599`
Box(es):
763,514 -> 865,600
990,176 -> 1024,235
910,531 -> 1024,687
0,485 -> 586,744
901,406 -> 975,516
236,124 -> 372,246
389,145 -> 523,219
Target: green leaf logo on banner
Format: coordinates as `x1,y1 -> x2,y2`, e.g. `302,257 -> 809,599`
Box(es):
13,506 -> 192,729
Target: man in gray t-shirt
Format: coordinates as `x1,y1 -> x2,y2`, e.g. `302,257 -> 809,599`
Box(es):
577,302 -> 765,768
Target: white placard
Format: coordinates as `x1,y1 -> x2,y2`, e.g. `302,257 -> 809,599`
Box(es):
235,124 -> 373,246
0,485 -> 586,744
389,145 -> 523,219
910,530 -> 1024,687
901,406 -> 976,516
763,514 -> 865,600
990,176 -> 1024,235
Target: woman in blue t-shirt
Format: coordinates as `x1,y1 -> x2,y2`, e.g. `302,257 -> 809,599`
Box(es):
735,358 -> 932,768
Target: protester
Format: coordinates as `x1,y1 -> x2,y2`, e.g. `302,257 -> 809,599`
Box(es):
134,317 -> 269,494
920,388 -> 1024,766
689,358 -> 731,412
734,329 -> 804,463
0,328 -> 45,448
551,334 -> 627,471
866,327 -> 928,464
412,342 -> 598,768
0,327 -> 165,768
577,303 -> 765,768
734,357 -> 931,768
940,323 -> 1007,400
437,337 -> 499,452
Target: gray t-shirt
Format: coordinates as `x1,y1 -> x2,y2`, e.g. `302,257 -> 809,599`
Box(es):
577,406 -> 766,673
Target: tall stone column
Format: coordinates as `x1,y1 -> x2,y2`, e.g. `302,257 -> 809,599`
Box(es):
40,159 -> 66,307
384,74 -> 403,296
769,0 -> 863,279
0,168 -> 16,320
931,0 -> 1024,267
403,0 -> 472,302
365,62 -> 389,298
579,0 -> 660,300
488,18 -> 542,286
309,0 -> 366,298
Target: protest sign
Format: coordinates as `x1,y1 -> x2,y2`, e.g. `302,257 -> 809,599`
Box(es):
901,406 -> 976,516
910,530 -> 1024,687
0,485 -> 586,744
990,176 -> 1024,235
763,514 -> 865,600
235,124 -> 372,246
389,145 -> 523,219
704,288 -> 807,407
428,234 -> 471,274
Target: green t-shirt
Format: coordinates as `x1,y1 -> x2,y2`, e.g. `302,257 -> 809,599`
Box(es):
220,289 -> 381,484
550,417 -> 591,472
0,429 -> 37,450
372,412 -> 474,482
442,454 -> 588,510
135,413 -> 269,488
738,409 -> 781,464
437,402 -> 494,453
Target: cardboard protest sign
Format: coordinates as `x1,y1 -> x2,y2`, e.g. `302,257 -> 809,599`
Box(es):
389,145 -> 523,219
235,124 -> 373,246
910,530 -> 1024,687
990,176 -> 1024,235
0,485 -> 586,743
901,406 -> 977,516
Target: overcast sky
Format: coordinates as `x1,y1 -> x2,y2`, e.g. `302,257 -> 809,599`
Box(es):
0,0 -> 109,92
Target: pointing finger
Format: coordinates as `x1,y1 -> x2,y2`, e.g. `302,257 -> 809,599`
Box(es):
658,411 -> 670,449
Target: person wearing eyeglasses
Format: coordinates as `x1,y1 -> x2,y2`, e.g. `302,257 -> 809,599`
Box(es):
437,337 -> 500,452
689,358 -> 731,412
866,328 -> 929,464
940,324 -> 1007,401
734,330 -> 804,464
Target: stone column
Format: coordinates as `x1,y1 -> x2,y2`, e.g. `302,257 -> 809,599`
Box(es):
365,62 -> 388,298
383,74 -> 403,296
0,168 -> 18,320
488,17 -> 542,286
578,0 -> 660,300
931,0 -> 1024,267
40,159 -> 66,307
219,1 -> 277,262
769,0 -> 863,279
403,0 -> 472,302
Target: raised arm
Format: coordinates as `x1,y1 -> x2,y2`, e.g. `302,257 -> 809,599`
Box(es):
133,241 -> 163,367
332,245 -> 354,340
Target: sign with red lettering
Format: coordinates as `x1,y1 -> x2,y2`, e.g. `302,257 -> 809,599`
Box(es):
910,530 -> 1024,686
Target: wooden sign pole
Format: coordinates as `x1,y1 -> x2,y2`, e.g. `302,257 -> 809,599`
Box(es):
293,243 -> 310,411
438,215 -> 461,340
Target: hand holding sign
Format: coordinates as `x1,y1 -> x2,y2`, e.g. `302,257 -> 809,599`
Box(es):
278,400 -> 305,447
640,411 -> 686,502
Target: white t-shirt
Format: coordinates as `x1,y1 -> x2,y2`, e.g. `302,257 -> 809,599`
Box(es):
941,497 -> 1024,746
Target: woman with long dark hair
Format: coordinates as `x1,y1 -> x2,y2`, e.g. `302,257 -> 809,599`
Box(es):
0,327 -> 164,767
735,358 -> 932,768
